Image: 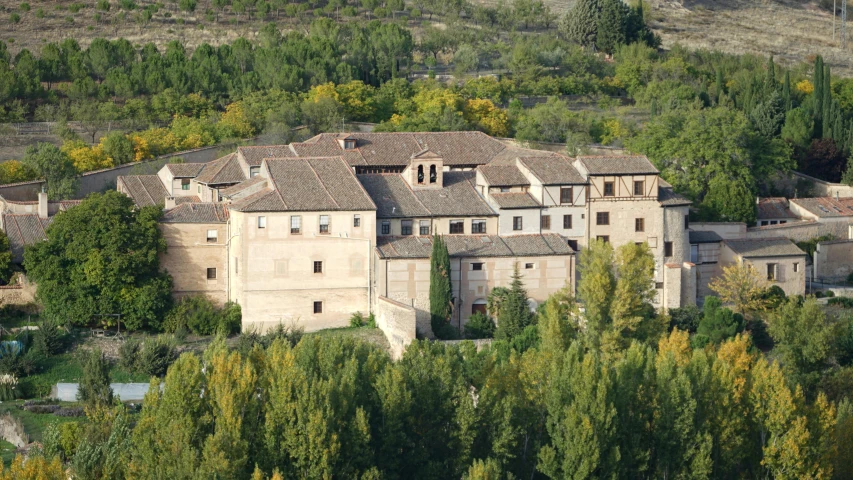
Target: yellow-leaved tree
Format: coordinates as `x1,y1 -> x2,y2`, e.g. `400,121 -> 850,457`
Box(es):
709,262 -> 769,314
218,102 -> 256,139
463,99 -> 509,137
61,140 -> 113,173
0,455 -> 65,480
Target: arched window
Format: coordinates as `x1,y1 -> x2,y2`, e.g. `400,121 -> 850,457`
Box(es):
429,164 -> 437,183
417,165 -> 424,184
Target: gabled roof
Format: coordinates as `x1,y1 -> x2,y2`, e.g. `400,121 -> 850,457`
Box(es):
118,175 -> 168,207
658,178 -> 692,207
358,171 -> 495,218
195,153 -> 246,186
162,203 -> 230,224
165,163 -> 206,178
490,192 -> 541,209
220,176 -> 268,200
689,230 -> 723,244
576,155 -> 659,175
789,197 -> 853,218
757,197 -> 797,220
477,165 -> 530,187
518,156 -> 586,185
375,234 -> 573,259
3,214 -> 51,262
723,238 -> 805,258
229,157 -> 376,213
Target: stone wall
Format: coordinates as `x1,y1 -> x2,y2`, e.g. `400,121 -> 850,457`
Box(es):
815,240 -> 853,282
746,220 -> 851,243
375,296 -> 417,360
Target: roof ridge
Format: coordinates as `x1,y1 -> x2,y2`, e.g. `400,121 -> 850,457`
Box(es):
136,176 -> 157,206
304,160 -> 340,209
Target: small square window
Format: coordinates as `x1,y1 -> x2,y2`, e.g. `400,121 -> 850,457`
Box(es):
767,263 -> 777,281
597,235 -> 610,243
401,220 -> 413,236
206,229 -> 218,243
513,216 -> 523,231
471,219 -> 486,234
313,261 -> 323,274
449,220 -> 464,234
206,268 -> 217,280
664,241 -> 673,257
684,215 -> 690,230
275,260 -> 288,276
313,301 -> 323,314
353,214 -> 361,228
319,215 -> 330,234
525,263 -> 534,269
793,262 -> 800,273
560,187 -> 573,204
181,179 -> 190,190
596,212 -> 609,225
291,215 -> 301,234
381,221 -> 391,235
633,180 -> 644,196
471,262 -> 484,271
541,215 -> 551,230
635,218 -> 645,232
249,166 -> 260,178
500,187 -> 510,193
604,182 -> 615,196
420,220 -> 430,235
258,216 -> 267,229
563,214 -> 572,229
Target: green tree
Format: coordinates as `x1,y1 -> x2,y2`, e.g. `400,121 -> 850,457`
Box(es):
610,242 -> 658,343
768,297 -> 836,386
100,132 -> 134,165
24,191 -> 172,330
692,296 -> 744,347
560,0 -> 602,48
0,230 -> 12,284
596,0 -> 627,54
78,348 -> 114,409
430,235 -> 454,338
781,107 -> 815,149
494,263 -> 533,341
21,142 -> 78,200
576,239 -> 615,339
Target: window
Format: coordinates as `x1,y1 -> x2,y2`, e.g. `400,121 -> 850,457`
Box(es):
567,239 -> 578,251
635,218 -> 645,232
258,216 -> 267,229
761,220 -> 769,226
596,212 -> 610,225
181,179 -> 190,190
449,220 -> 464,234
471,262 -> 484,271
604,181 -> 615,196
430,164 -> 437,183
541,215 -> 551,230
206,229 -> 218,243
249,166 -> 260,178
381,221 -> 391,235
560,187 -> 573,204
275,260 -> 288,276
353,214 -> 361,228
313,261 -> 323,274
664,241 -> 673,257
344,139 -> 356,149
291,215 -> 301,234
597,235 -> 610,243
513,216 -> 523,231
767,263 -> 778,281
417,165 -> 424,184
655,282 -> 664,289
401,220 -> 413,235
197,185 -> 201,193
563,215 -> 572,229
319,215 -> 330,234
684,215 -> 689,230
471,219 -> 486,234
206,268 -> 217,280
691,245 -> 699,264
633,180 -> 644,196
500,187 -> 510,193
313,301 -> 323,314
794,262 -> 800,273
420,220 -> 430,235
525,263 -> 534,269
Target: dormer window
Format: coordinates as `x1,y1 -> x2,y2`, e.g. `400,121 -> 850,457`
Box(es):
417,165 -> 424,184
344,139 -> 356,150
250,166 -> 260,178
429,165 -> 437,183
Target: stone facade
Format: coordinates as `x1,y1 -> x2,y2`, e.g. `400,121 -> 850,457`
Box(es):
159,223 -> 227,304
814,240 -> 853,282
375,296 -> 417,359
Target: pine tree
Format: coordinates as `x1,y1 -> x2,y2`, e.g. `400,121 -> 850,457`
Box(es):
560,0 -> 602,49
78,348 -> 113,409
495,263 -> 532,340
597,0 -> 627,55
429,235 -> 454,338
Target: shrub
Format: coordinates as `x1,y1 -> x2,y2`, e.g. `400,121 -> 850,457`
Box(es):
165,296 -> 241,336
69,3 -> 85,13
0,374 -> 20,401
137,337 -> 177,377
93,13 -> 101,22
695,297 -> 744,345
0,348 -> 37,378
668,305 -> 702,333
96,0 -> 110,11
78,348 -> 112,409
829,297 -> 853,308
350,312 -> 366,328
10,13 -> 21,23
827,290 -> 836,297
35,8 -> 44,17
42,422 -> 81,462
32,320 -> 67,356
65,16 -> 74,23
235,324 -> 303,356
118,338 -> 140,372
464,312 -> 495,339
815,290 -> 825,298
19,2 -> 30,11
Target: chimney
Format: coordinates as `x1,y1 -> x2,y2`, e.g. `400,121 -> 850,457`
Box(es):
836,191 -> 840,201
37,188 -> 48,219
165,196 -> 177,210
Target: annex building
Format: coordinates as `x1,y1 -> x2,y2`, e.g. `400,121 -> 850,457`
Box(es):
116,132 -> 696,340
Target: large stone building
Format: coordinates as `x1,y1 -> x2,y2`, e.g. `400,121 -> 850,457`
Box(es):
115,132 -> 698,337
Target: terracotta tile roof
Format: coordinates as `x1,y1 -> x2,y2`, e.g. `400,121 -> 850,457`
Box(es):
174,196 -> 200,205
376,233 -> 573,259
757,197 -> 797,220
358,171 -> 495,218
478,166 -> 530,186
220,176 -> 268,200
789,197 -> 853,218
165,163 -> 206,178
723,238 -> 805,258
161,203 -> 230,224
518,156 -> 586,185
487,146 -> 562,166
229,157 -> 376,212
490,192 -> 541,209
237,146 -> 297,166
576,155 -> 659,175
689,230 -> 723,244
2,214 -> 51,262
195,153 -> 246,186
118,175 -> 168,207
658,178 -> 692,206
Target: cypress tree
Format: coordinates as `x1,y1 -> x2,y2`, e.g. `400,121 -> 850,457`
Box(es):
823,65 -> 832,138
764,56 -> 776,94
715,69 -> 725,105
782,71 -> 791,110
814,56 -> 824,138
78,348 -> 114,409
429,235 -> 454,338
560,0 -> 603,49
494,263 -> 532,341
597,0 -> 628,55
